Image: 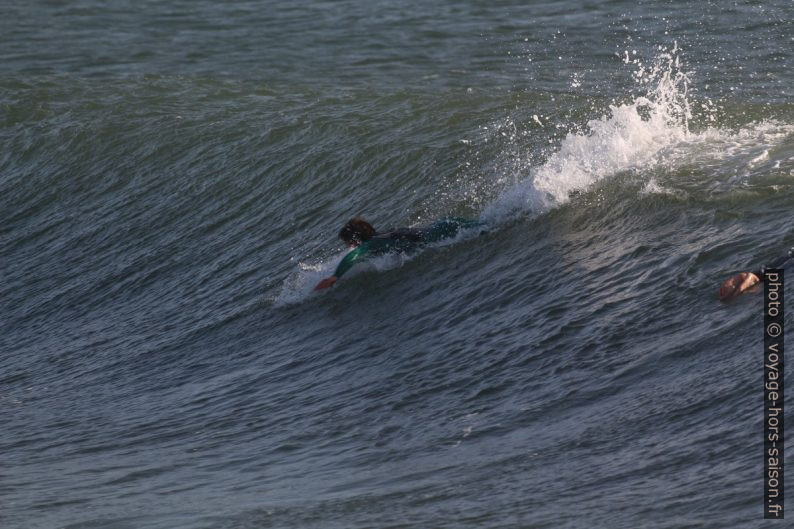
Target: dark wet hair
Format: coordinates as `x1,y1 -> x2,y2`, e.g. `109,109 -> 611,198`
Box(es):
339,217 -> 376,245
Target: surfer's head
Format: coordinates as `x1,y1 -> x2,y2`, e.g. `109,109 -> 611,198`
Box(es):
339,218 -> 376,247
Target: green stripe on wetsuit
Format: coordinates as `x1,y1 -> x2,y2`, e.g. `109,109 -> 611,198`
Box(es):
333,217 -> 484,278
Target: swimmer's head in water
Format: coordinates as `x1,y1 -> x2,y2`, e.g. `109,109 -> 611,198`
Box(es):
339,218 -> 376,247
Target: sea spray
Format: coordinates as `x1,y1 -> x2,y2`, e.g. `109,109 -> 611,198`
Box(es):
483,45 -> 695,220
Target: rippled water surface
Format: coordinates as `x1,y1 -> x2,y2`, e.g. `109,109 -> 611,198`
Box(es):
2,1 -> 793,528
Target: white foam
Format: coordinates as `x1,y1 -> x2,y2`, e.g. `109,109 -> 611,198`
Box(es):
640,178 -> 677,197
272,255 -> 340,306
484,47 -> 696,220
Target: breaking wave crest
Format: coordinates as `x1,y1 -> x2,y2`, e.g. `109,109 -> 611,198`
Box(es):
483,44 -> 794,221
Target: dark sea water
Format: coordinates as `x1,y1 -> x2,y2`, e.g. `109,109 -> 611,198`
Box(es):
2,1 -> 794,528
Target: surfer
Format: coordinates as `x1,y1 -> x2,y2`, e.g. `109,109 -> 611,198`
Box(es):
718,246 -> 794,300
315,216 -> 485,290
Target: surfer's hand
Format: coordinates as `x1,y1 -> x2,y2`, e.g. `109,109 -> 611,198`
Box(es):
315,276 -> 338,291
719,272 -> 761,301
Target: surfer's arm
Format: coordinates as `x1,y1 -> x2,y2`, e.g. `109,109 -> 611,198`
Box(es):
314,246 -> 367,290
719,247 -> 794,300
719,271 -> 761,300
334,246 -> 368,277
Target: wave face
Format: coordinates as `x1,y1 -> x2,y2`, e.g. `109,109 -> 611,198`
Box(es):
2,1 -> 794,528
